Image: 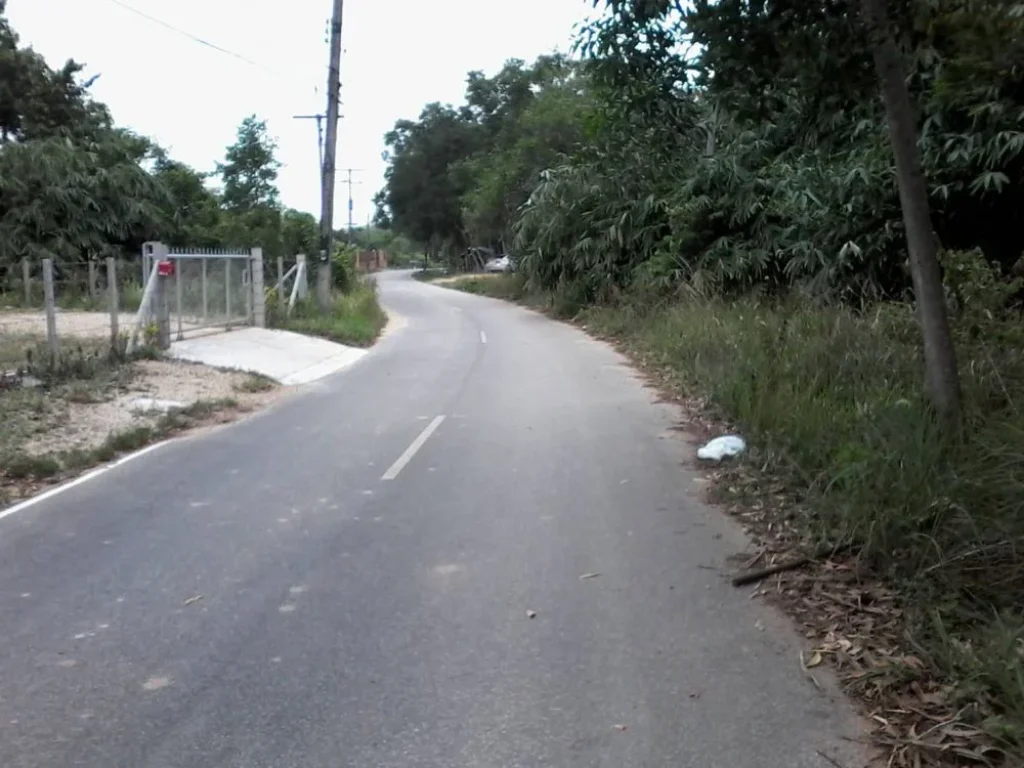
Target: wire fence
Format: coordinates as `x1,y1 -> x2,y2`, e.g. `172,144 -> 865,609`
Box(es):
0,259 -> 128,377
2,246 -> 268,378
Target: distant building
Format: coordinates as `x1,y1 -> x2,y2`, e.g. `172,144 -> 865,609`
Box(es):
356,249 -> 388,272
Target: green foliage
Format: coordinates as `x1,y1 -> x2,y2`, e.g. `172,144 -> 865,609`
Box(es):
378,55 -> 593,267
0,0 -> 112,144
218,115 -> 280,212
0,133 -> 168,265
343,226 -> 419,266
331,242 -> 358,292
578,292 -> 1024,749
282,209 -> 319,260
507,0 -> 1024,301
2,453 -> 60,480
0,6 -> 316,276
273,279 -> 386,348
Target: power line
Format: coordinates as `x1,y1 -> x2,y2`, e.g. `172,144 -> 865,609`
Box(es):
104,0 -> 320,96
105,0 -> 265,68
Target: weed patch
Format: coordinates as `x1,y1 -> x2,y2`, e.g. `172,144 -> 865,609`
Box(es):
269,280 -> 386,347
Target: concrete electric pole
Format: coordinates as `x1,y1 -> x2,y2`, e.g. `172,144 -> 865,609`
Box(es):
317,0 -> 344,308
292,113 -> 325,175
341,168 -> 363,234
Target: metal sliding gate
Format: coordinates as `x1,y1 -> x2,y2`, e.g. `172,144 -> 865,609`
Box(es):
139,242 -> 265,341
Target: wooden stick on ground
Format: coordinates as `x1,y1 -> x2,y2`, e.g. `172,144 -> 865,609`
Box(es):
731,544 -> 852,587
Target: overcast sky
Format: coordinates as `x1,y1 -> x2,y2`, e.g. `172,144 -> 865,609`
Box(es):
8,0 -> 591,227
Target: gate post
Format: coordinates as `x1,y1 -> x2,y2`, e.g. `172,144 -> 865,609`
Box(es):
250,247 -> 265,328
154,269 -> 171,350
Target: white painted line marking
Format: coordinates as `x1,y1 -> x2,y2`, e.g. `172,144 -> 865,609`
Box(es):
381,415 -> 446,481
480,330 -> 487,344
0,440 -> 170,522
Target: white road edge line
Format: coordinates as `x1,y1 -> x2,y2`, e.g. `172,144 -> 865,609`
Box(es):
0,440 -> 171,522
381,415 -> 446,481
480,330 -> 487,344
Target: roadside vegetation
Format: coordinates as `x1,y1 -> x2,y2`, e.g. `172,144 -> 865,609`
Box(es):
0,0 -> 399,509
1,0 -> 404,333
378,1 -> 1024,763
268,279 -> 387,348
0,339 -> 278,508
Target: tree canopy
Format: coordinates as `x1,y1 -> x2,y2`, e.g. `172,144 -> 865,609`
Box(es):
0,4 -> 367,280
379,0 -> 1024,300
376,54 -> 593,265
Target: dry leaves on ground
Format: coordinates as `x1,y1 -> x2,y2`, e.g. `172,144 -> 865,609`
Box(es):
594,332 -> 1014,768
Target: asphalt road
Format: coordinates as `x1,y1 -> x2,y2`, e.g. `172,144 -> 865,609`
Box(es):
0,271 -> 864,767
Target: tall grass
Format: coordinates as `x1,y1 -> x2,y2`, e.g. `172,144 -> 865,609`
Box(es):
267,279 -> 387,347
579,296 -> 1024,749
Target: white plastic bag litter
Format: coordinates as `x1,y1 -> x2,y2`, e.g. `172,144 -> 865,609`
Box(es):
697,435 -> 746,461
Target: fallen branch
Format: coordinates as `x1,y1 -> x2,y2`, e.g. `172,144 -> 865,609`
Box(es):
731,543 -> 852,587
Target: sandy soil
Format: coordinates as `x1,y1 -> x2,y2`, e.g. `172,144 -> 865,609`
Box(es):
0,310 -> 140,339
379,309 -> 408,339
22,360 -> 285,456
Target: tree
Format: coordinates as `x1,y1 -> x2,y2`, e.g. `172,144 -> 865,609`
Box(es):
457,57 -> 593,250
860,0 -> 961,419
218,115 -> 281,212
0,133 -> 168,266
281,209 -> 318,258
0,0 -> 110,144
379,103 -> 481,260
216,115 -> 283,256
379,56 -> 593,263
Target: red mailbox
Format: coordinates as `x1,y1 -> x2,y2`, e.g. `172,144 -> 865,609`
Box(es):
156,259 -> 174,277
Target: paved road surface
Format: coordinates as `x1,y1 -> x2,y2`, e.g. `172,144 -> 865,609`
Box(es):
0,271 -> 864,767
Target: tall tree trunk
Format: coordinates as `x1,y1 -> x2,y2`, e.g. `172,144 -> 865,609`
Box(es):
860,0 -> 961,423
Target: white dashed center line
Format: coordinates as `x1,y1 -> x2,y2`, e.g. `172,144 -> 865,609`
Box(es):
381,415 -> 446,480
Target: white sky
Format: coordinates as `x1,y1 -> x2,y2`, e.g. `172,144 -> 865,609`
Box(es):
7,0 -> 591,227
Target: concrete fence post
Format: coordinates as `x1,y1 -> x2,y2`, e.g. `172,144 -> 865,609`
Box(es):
42,258 -> 59,363
250,247 -> 265,328
225,260 -> 232,331
201,258 -> 208,322
88,259 -> 98,299
175,255 -> 184,341
296,254 -> 309,299
106,257 -> 119,354
155,272 -> 170,350
22,258 -> 30,305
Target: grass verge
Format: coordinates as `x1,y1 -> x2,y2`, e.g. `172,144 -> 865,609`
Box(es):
443,273 -> 1024,766
268,279 -> 387,347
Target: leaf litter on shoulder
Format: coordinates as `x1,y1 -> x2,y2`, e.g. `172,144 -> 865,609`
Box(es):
589,327 -> 1016,767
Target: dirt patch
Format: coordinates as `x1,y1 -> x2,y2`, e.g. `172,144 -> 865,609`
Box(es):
379,309 -> 408,339
0,309 -> 139,340
1,359 -> 288,507
22,360 -> 282,456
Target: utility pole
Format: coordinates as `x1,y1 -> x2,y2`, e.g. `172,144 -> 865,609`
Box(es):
340,168 -> 363,234
317,0 -> 344,308
292,114 -> 325,175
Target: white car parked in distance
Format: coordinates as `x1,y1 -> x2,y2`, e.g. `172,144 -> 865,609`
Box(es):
484,255 -> 513,273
